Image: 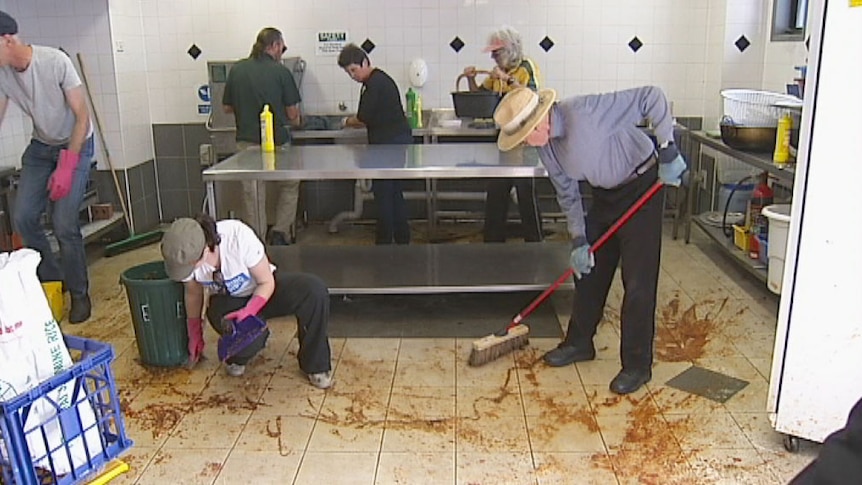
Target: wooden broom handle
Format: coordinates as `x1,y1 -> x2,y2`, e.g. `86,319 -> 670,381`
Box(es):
76,53 -> 132,232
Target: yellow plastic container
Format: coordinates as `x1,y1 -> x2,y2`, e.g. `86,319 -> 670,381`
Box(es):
41,281 -> 64,322
260,104 -> 275,152
772,113 -> 792,164
732,224 -> 750,252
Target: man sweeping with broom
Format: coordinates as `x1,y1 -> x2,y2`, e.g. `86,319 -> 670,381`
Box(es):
471,86 -> 685,395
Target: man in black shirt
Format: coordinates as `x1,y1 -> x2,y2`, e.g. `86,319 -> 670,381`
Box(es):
223,27 -> 302,245
338,43 -> 411,244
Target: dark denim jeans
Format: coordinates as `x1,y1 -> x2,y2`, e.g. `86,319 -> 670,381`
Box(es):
13,137 -> 94,298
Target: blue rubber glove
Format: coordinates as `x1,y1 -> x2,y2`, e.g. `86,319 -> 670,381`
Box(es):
659,154 -> 687,187
569,244 -> 594,279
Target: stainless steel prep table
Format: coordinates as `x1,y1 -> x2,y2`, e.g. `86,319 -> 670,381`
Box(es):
202,142 -> 547,214
202,143 -> 572,295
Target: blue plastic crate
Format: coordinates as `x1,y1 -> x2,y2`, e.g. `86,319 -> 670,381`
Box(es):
0,335 -> 133,485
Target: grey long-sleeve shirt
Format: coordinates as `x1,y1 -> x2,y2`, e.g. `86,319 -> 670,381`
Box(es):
537,86 -> 675,243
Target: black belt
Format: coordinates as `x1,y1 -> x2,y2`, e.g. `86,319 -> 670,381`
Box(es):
619,154 -> 657,186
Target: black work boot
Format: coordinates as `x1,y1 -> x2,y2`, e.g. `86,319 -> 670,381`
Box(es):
69,294 -> 92,324
542,343 -> 596,367
609,368 -> 652,395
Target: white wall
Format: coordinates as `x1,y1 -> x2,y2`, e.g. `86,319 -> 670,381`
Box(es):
0,0 -> 809,169
761,0 -> 809,94
138,0 -> 802,124
108,0 -> 155,170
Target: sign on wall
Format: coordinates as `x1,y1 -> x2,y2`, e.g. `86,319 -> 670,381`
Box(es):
197,85 -> 211,115
316,31 -> 348,56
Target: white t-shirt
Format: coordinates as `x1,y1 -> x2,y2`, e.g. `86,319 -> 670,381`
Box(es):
0,45 -> 93,145
183,220 -> 276,298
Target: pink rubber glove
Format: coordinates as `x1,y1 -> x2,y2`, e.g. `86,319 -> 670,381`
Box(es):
47,149 -> 80,201
187,317 -> 204,366
224,295 -> 267,324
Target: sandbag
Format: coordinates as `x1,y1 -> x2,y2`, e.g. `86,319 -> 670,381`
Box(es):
0,249 -> 102,475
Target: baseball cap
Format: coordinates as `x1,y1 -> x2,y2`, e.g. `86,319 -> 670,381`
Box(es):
0,11 -> 18,36
161,218 -> 206,281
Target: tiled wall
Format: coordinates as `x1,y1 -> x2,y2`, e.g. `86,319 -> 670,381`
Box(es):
152,124 -> 208,222
1,0 -> 809,229
109,0 -> 156,169
138,0 -> 804,125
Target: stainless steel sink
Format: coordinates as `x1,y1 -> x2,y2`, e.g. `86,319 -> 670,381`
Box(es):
300,114 -> 345,131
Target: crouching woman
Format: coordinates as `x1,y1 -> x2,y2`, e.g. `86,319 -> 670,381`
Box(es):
160,213 -> 333,389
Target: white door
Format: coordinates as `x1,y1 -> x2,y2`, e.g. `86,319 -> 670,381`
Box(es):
768,0 -> 862,443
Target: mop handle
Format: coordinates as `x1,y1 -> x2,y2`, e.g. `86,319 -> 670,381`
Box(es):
510,180 -> 664,327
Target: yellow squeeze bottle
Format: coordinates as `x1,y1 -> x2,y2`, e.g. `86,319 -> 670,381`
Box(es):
772,114 -> 792,164
260,104 -> 275,152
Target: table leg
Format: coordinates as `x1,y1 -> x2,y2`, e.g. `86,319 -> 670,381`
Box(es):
254,180 -> 265,239
684,142 -> 702,243
206,181 -> 217,218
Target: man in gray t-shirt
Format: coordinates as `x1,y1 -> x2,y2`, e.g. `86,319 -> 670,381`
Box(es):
0,10 -> 95,323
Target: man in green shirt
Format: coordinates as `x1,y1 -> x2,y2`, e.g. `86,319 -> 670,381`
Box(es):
223,27 -> 301,245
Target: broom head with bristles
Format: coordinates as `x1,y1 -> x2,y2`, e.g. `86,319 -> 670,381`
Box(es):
468,323 -> 529,366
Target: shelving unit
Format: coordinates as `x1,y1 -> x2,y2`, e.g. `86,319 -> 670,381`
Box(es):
692,216 -> 768,283
679,127 -> 795,286
0,165 -> 125,253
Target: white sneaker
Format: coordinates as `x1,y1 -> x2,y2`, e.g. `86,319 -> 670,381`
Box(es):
226,363 -> 246,377
308,371 -> 332,389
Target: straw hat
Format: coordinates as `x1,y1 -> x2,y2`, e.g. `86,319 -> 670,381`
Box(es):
493,87 -> 557,152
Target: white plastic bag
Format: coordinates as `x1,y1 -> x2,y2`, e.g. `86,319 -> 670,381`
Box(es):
0,249 -> 103,475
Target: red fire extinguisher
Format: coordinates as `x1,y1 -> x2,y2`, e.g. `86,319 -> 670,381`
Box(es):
750,172 -> 774,236
748,172 -> 774,258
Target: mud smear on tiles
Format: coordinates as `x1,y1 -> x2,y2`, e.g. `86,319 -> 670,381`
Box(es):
513,346 -> 544,388
122,376 -> 264,439
512,347 -> 601,445
587,387 -> 656,417
200,462 -> 223,478
592,388 -> 696,483
655,298 -> 734,362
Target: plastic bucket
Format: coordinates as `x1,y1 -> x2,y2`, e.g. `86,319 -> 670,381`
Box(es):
717,183 -> 754,214
762,204 -> 792,295
120,261 -> 189,367
41,281 -> 64,322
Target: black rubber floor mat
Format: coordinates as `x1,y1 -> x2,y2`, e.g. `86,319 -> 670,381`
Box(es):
665,365 -> 750,403
328,292 -> 563,338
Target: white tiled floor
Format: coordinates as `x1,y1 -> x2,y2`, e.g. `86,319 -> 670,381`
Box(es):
59,222 -> 820,484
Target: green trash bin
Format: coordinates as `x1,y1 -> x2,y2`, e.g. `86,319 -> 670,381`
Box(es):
121,261 -> 189,367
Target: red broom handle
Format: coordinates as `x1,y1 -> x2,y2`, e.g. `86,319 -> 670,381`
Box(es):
509,180 -> 664,327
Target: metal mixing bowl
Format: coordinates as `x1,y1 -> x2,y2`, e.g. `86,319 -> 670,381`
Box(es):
720,124 -> 778,152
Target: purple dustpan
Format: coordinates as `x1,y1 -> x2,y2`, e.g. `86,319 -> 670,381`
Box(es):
217,315 -> 268,362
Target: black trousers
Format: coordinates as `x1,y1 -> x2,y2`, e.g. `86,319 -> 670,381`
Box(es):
483,177 -> 544,243
372,179 -> 411,245
564,165 -> 662,372
207,270 -> 331,374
